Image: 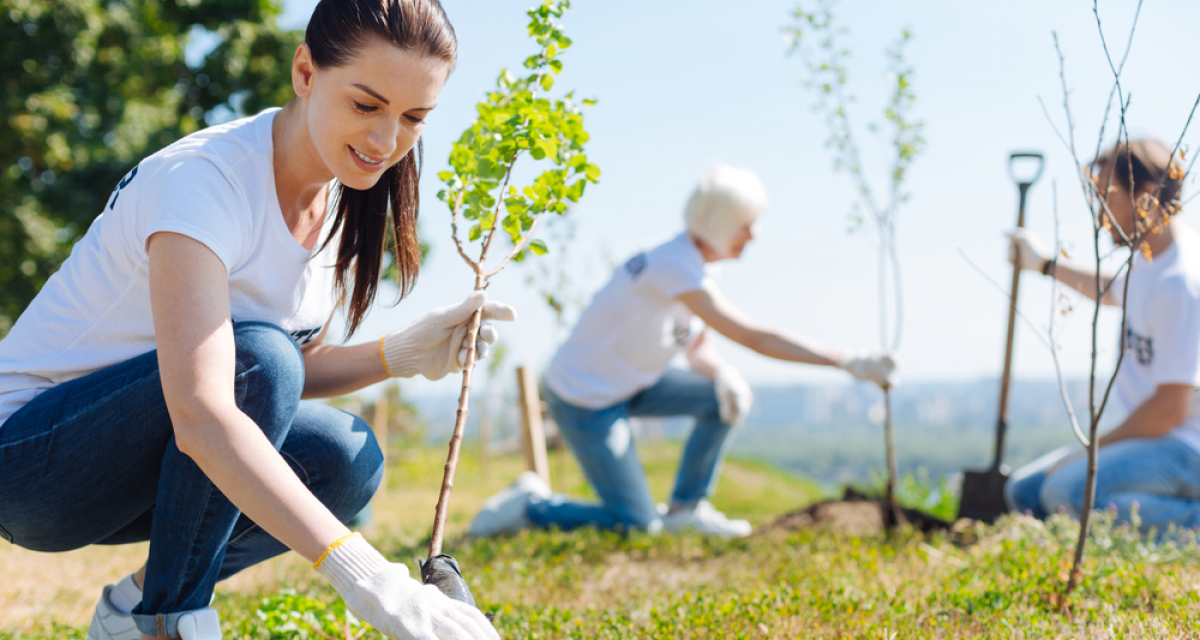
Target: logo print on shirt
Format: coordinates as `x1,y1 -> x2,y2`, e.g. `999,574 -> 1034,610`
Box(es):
290,326 -> 322,347
107,165 -> 139,210
624,253 -> 647,279
672,320 -> 691,347
1125,327 -> 1153,366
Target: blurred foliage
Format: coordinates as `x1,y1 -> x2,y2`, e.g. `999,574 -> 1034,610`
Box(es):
0,0 -> 301,337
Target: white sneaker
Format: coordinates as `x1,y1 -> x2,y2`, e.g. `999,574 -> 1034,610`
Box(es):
87,585 -> 140,640
661,500 -> 753,537
177,607 -> 221,640
468,471 -> 552,537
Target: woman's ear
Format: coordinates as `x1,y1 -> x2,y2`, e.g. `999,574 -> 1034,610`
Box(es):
292,43 -> 316,98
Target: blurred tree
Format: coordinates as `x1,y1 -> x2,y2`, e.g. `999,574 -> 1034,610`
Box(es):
1,0 -> 301,337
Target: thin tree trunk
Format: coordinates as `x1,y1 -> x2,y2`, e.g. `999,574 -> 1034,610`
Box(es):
428,274 -> 485,559
1064,422 -> 1099,597
883,387 -> 904,528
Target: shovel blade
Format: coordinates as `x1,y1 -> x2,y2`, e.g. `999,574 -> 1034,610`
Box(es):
956,468 -> 1009,523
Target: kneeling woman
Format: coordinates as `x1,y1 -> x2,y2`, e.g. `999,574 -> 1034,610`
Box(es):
0,1 -> 505,639
1005,139 -> 1200,533
469,164 -> 896,539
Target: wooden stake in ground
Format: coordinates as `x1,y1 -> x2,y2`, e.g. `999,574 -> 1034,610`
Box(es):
516,364 -> 552,487
425,0 -> 599,560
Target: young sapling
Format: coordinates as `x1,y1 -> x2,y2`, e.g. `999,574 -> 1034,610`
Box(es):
422,0 -> 600,593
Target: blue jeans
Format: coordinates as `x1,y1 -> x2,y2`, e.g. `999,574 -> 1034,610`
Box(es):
531,368 -> 734,531
0,322 -> 382,637
1005,435 -> 1200,532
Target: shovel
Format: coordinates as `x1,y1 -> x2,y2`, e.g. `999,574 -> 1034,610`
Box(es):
957,151 -> 1044,523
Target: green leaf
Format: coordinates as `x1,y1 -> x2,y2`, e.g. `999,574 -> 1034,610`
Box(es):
437,170 -> 454,181
584,163 -> 602,180
529,239 -> 549,255
540,74 -> 554,91
505,198 -> 529,215
468,224 -> 482,242
582,96 -> 598,106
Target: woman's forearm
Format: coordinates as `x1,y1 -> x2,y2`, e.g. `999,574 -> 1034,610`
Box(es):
1097,385 -> 1192,448
301,341 -> 391,398
174,405 -> 348,562
747,328 -> 842,367
1046,260 -> 1118,305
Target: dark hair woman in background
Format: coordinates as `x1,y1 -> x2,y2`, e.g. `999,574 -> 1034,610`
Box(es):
0,1 -> 506,638
1005,139 -> 1200,536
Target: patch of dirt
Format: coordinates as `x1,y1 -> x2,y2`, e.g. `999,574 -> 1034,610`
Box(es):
764,487 -> 952,537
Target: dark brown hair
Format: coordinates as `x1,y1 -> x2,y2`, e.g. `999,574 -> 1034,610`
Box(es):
1093,138 -> 1184,214
306,0 -> 457,334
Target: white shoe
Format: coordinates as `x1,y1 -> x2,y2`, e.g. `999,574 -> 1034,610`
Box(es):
468,471 -> 552,537
177,607 -> 221,640
87,585 -> 140,640
661,500 -> 753,537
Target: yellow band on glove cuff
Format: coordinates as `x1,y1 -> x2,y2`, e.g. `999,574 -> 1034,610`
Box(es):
314,532 -> 361,571
379,336 -> 395,378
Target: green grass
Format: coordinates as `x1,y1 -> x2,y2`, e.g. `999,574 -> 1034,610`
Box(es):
4,442 -> 1200,639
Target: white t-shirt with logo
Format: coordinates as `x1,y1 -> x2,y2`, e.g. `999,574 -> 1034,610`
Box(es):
545,233 -> 714,408
0,108 -> 340,428
1109,222 -> 1200,451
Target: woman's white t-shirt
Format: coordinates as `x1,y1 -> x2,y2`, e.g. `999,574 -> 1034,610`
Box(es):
1109,222 -> 1200,452
545,233 -> 714,408
0,109 -> 340,428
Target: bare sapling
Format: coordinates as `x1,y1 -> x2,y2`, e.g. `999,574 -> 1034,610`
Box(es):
786,0 -> 924,528
1038,0 -> 1199,602
427,0 -> 600,560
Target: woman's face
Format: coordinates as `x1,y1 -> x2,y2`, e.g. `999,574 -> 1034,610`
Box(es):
1093,165 -> 1146,245
725,221 -> 758,259
298,37 -> 450,191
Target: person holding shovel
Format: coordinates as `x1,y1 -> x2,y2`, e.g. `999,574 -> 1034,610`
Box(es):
1005,139 -> 1200,532
0,1 -> 510,639
468,163 -> 897,538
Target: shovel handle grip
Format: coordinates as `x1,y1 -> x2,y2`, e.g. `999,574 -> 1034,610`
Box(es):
1008,152 -> 1045,187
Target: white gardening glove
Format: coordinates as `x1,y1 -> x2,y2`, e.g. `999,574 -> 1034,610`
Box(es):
1006,228 -> 1051,272
381,292 -> 516,381
714,367 -> 753,428
316,534 -> 498,640
837,349 -> 898,389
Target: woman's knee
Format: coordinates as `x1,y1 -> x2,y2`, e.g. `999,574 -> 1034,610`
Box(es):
1040,469 -> 1085,517
287,405 -> 383,521
231,323 -> 305,435
1005,471 -> 1047,516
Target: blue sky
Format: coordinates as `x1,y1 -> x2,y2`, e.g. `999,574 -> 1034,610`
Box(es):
275,0 -> 1200,397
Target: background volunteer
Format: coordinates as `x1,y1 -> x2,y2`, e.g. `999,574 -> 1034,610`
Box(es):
1005,139 -> 1200,532
468,163 -> 898,539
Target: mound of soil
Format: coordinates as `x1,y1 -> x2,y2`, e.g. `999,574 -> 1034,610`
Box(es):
765,487 -> 952,536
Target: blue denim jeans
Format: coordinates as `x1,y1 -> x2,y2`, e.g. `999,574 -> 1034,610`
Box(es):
0,322 -> 382,637
1005,435 -> 1200,532
530,368 -> 734,531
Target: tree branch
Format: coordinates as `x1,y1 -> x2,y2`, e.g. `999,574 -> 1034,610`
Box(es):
485,210 -> 551,279
478,155 -> 520,268
448,189 -> 480,272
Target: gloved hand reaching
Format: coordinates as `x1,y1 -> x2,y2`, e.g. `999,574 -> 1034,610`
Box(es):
1007,228 -> 1052,273
381,292 -> 516,381
715,367 -> 753,427
837,350 -> 898,389
315,533 -> 499,640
